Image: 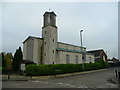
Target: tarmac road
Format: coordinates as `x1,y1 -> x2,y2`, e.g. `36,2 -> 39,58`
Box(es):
2,67 -> 118,88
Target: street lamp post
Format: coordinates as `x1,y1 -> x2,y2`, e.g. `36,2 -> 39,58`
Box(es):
80,30 -> 84,70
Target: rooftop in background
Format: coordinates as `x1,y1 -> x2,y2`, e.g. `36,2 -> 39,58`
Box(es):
87,49 -> 106,57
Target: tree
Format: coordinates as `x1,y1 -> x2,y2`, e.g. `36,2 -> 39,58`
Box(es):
4,53 -> 13,70
12,47 -> 23,71
0,53 -> 1,67
1,52 -> 6,68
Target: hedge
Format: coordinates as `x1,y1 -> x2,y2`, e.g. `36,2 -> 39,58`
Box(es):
25,61 -> 109,76
25,64 -> 82,76
1,67 -> 9,74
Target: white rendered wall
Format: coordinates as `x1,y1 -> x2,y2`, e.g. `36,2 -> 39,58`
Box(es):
57,51 -> 82,64
23,42 -> 27,59
42,26 -> 58,64
23,38 -> 34,61
86,54 -> 94,63
23,37 -> 43,64
33,39 -> 43,65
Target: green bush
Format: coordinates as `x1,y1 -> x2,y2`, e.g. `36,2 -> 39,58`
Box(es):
96,59 -> 110,68
83,63 -> 103,71
2,67 -> 8,74
25,61 -> 108,76
97,59 -> 106,68
25,64 -> 83,76
104,62 -> 110,68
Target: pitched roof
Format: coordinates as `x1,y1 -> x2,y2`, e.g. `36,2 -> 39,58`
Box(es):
56,48 -> 94,55
111,57 -> 119,61
43,11 -> 57,16
58,42 -> 86,49
87,49 -> 104,57
23,36 -> 43,43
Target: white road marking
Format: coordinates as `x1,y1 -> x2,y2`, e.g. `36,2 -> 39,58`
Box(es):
77,85 -> 87,88
69,85 -> 76,87
39,81 -> 48,84
56,82 -> 89,88
63,84 -> 71,86
56,83 -> 63,85
31,81 -> 39,82
65,84 -> 71,86
44,82 -> 48,84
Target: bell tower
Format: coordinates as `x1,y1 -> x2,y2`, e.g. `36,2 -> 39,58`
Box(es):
43,11 -> 56,27
42,11 -> 58,64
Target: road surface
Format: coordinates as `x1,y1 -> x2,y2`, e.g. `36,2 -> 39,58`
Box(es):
2,67 -> 118,88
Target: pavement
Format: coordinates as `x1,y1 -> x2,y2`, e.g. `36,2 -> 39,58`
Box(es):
112,77 -> 118,84
1,69 -> 108,81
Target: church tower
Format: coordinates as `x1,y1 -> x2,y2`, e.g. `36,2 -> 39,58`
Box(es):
42,11 -> 58,64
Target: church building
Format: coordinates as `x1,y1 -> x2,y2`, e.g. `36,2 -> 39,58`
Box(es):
23,11 -> 95,65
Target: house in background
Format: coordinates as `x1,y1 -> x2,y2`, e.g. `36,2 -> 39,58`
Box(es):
111,57 -> 119,63
107,57 -> 119,67
87,49 -> 107,62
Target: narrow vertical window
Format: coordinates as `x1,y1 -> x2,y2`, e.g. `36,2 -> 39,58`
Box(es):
75,55 -> 78,64
48,14 -> 50,24
66,54 -> 70,64
44,53 -> 46,56
45,31 -> 46,34
53,39 -> 54,42
53,50 -> 54,53
89,57 -> 92,63
44,41 -> 46,44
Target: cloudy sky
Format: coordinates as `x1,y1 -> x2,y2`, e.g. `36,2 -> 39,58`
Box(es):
1,2 -> 118,59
